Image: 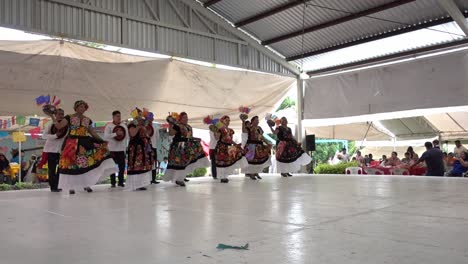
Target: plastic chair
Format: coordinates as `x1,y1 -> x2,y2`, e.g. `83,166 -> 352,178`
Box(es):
364,167 -> 384,175
345,167 -> 363,175
390,168 -> 410,176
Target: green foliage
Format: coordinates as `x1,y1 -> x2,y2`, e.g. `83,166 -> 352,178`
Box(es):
0,184 -> 12,191
313,140 -> 359,165
187,167 -> 207,177
314,161 -> 359,174
0,182 -> 47,191
276,97 -> 296,112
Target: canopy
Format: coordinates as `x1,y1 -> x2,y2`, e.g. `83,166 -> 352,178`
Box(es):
303,48 -> 468,119
0,40 -> 295,129
305,122 -> 391,141
304,107 -> 468,141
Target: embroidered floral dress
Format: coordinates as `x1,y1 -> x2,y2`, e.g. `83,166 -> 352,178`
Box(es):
275,126 -> 311,173
215,126 -> 247,179
244,126 -> 272,174
58,115 -> 116,190
126,124 -> 154,190
163,123 -> 210,183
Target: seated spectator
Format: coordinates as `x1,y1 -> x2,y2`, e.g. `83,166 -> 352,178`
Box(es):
446,152 -> 455,167
385,151 -> 401,167
448,151 -> 468,177
364,155 -> 369,165
0,153 -> 10,184
407,146 -> 419,161
380,155 -> 388,166
355,150 -> 365,166
401,152 -> 412,165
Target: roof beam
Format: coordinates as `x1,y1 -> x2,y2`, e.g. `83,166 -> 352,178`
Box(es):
289,14 -> 467,62
202,0 -> 223,8
234,0 -> 304,28
437,0 -> 468,36
262,0 -> 416,46
184,0 -> 300,75
306,38 -> 468,76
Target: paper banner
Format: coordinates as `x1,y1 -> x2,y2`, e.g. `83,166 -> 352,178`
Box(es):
29,127 -> 41,139
16,116 -> 26,126
2,120 -> 6,129
29,118 -> 40,127
0,146 -> 8,153
0,131 -> 8,138
12,132 -> 26,143
7,119 -> 11,128
11,116 -> 15,126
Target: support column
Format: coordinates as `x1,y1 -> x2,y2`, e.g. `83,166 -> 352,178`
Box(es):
296,77 -> 304,144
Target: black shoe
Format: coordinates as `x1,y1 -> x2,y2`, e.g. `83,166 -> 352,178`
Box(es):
184,178 -> 190,182
175,181 -> 186,187
118,183 -> 125,187
84,187 -> 93,193
51,189 -> 62,193
220,179 -> 229,183
213,177 -> 218,180
111,184 -> 116,188
150,180 -> 160,184
249,174 -> 257,180
287,173 -> 293,177
137,187 -> 147,191
69,190 -> 75,195
255,174 -> 262,180
281,173 -> 288,177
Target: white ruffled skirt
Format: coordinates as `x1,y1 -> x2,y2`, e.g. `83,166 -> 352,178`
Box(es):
126,171 -> 151,190
276,153 -> 312,173
58,158 -> 117,190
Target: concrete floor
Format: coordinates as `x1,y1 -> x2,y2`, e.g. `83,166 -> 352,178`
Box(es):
1,174 -> 468,264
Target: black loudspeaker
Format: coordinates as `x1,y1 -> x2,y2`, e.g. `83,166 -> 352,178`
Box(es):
306,134 -> 315,152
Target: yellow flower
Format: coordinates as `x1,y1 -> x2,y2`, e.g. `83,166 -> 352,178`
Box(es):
88,157 -> 95,166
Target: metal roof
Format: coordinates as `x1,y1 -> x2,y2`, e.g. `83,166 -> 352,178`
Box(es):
199,0 -> 468,73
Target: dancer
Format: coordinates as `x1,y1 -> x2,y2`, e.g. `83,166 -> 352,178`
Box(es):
214,116 -> 247,183
150,123 -> 160,184
209,125 -> 218,179
42,108 -> 67,192
244,116 -> 272,180
104,110 -> 128,188
163,112 -> 210,186
126,109 -> 154,191
268,117 -> 311,177
53,100 -> 117,194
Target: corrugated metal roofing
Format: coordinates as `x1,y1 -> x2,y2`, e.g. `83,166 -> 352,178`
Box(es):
298,21 -> 465,72
201,0 -> 468,72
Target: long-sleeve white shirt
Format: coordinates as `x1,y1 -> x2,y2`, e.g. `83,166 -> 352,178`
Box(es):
42,123 -> 66,153
209,131 -> 217,150
150,126 -> 159,149
104,122 -> 129,152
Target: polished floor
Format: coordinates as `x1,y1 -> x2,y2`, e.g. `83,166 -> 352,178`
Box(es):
1,174 -> 468,264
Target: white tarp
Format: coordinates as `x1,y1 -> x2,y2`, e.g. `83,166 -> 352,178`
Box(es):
303,49 -> 468,119
0,40 -> 295,128
305,122 -> 390,141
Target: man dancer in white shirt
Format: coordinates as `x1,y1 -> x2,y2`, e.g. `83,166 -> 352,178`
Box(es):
42,108 -> 67,192
150,125 -> 160,184
209,127 -> 217,179
104,111 -> 128,188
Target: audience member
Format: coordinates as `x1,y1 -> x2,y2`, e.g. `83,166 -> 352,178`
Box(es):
411,142 -> 444,176
385,151 -> 401,166
448,151 -> 468,177
454,140 -> 467,158
407,146 -> 419,161
401,152 -> 411,165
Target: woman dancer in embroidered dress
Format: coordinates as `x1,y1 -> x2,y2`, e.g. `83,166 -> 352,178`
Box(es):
214,116 -> 247,183
244,116 -> 272,180
53,100 -> 117,194
163,112 -> 210,186
269,117 -> 311,177
126,110 -> 154,191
